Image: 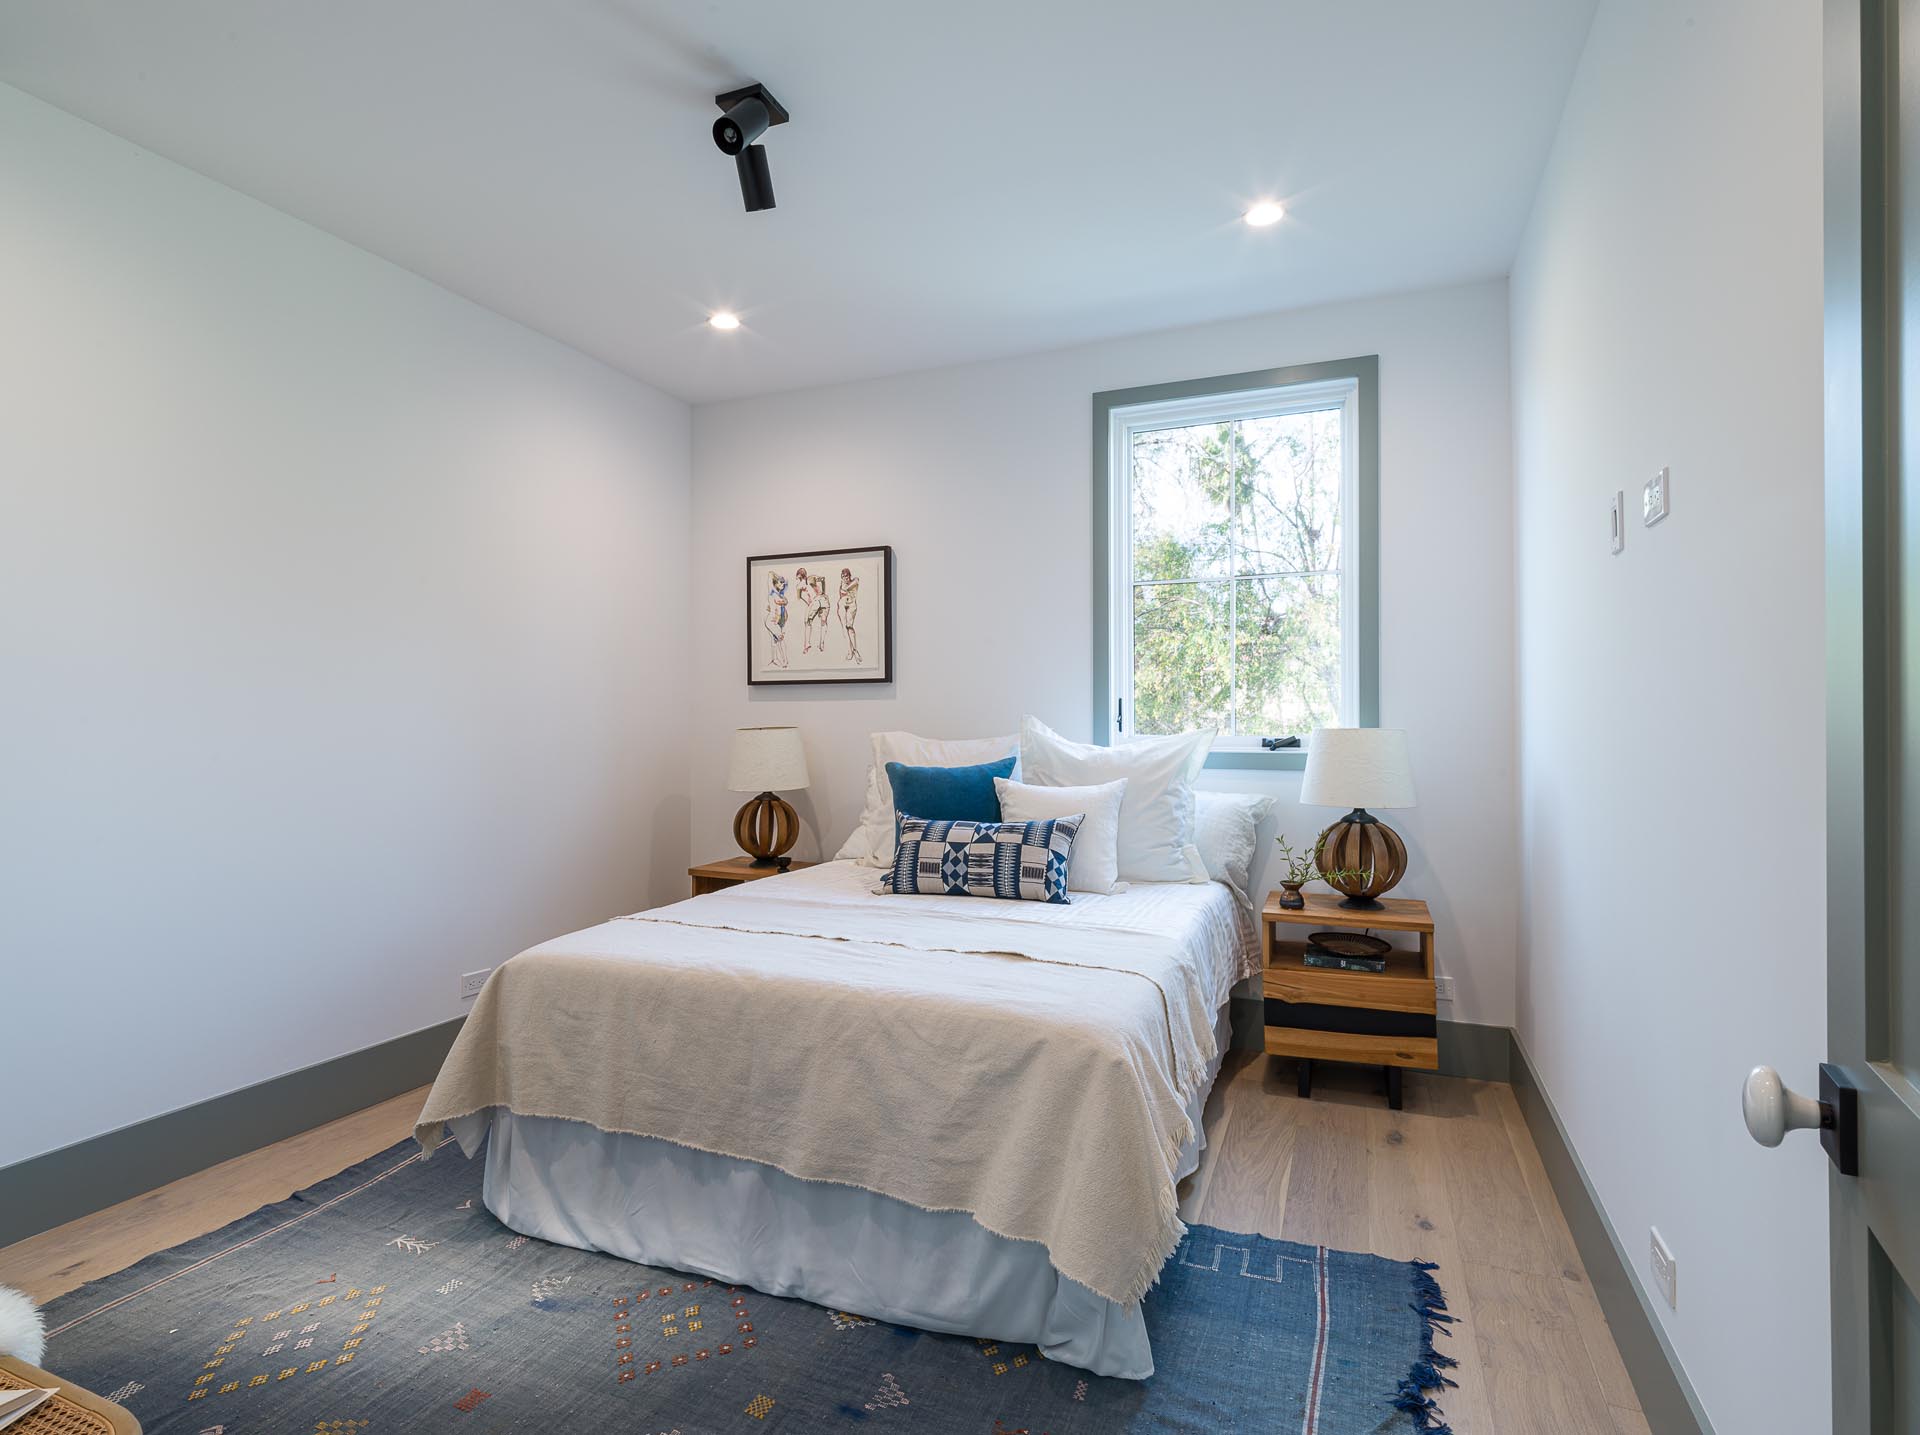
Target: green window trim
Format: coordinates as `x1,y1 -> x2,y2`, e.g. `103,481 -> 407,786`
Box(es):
1091,355 -> 1379,770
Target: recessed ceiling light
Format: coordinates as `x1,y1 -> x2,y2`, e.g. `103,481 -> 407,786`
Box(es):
709,311 -> 742,331
1243,201 -> 1285,228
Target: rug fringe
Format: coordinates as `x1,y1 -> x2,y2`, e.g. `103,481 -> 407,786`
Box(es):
1390,1259 -> 1459,1433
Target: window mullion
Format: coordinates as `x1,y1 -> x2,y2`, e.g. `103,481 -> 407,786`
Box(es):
1226,419 -> 1239,735
1121,426 -> 1135,736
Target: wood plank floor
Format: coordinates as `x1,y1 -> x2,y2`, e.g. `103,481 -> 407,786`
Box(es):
1180,1052 -> 1647,1435
0,1056 -> 1643,1433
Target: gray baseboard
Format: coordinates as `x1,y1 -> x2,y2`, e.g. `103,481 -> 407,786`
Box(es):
1509,1033 -> 1715,1435
1436,1018 -> 1510,1080
1230,994 -> 1267,1050
0,1016 -> 463,1250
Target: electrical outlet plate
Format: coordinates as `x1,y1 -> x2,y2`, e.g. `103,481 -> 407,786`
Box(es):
1609,490 -> 1626,554
1434,975 -> 1455,1004
1649,1227 -> 1677,1309
1643,467 -> 1670,526
459,968 -> 492,1001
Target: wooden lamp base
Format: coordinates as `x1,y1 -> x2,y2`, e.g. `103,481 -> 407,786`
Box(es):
1314,808 -> 1409,909
733,790 -> 799,868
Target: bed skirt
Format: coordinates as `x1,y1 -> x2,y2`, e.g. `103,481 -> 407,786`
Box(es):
451,1004 -> 1231,1380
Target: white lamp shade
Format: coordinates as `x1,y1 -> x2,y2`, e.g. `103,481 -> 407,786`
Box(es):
727,726 -> 811,793
1299,727 -> 1416,810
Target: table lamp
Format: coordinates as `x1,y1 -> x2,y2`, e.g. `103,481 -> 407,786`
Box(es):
1300,727 -> 1417,909
728,726 -> 810,868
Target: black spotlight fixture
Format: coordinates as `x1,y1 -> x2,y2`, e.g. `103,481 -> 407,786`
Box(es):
712,82 -> 788,213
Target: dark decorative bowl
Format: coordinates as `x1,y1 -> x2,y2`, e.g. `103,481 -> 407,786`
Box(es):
1305,930 -> 1392,958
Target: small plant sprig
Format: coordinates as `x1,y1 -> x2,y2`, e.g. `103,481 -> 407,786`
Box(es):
1275,834 -> 1368,887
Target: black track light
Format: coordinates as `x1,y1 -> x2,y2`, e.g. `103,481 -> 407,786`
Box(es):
712,96 -> 767,156
712,82 -> 788,213
735,144 -> 774,212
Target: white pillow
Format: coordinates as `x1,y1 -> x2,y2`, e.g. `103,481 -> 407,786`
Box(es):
1017,716 -> 1212,883
994,776 -> 1130,894
834,730 -> 1020,868
1194,789 -> 1277,909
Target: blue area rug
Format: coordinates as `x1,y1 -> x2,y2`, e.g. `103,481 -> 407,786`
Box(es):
38,1137 -> 1457,1432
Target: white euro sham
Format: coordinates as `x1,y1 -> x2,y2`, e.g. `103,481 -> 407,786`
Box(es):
833,730 -> 1020,868
1017,716 -> 1212,883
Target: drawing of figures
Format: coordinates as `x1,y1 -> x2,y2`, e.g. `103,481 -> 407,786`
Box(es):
764,571 -> 790,668
837,567 -> 862,662
795,567 -> 829,654
745,547 -> 890,685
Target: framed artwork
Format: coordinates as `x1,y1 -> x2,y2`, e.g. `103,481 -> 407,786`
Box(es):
746,545 -> 893,685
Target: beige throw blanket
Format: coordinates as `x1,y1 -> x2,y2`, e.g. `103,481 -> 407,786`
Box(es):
414,863 -> 1249,1305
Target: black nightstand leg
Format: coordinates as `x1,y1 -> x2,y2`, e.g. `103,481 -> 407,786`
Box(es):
1297,1059 -> 1313,1099
1385,1066 -> 1403,1110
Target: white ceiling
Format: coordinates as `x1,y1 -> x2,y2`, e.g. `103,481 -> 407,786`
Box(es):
0,1 -> 1595,404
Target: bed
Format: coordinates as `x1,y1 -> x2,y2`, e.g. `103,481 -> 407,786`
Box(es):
414,859 -> 1258,1378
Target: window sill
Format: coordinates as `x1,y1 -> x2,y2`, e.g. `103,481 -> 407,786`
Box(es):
1204,747 -> 1307,771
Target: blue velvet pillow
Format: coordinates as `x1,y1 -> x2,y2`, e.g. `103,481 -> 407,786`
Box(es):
886,756 -> 1017,833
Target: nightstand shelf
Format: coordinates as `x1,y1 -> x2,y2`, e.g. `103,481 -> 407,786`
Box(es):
689,857 -> 816,897
1264,941 -> 1434,1013
1261,890 -> 1438,1109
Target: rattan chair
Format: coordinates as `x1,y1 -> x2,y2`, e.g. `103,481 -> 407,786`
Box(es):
0,1356 -> 140,1435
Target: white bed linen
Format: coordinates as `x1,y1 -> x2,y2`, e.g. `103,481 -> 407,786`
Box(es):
453,1005 -> 1232,1380
424,862 -> 1257,1312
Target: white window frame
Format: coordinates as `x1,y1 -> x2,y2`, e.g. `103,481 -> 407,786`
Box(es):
1104,377 -> 1361,751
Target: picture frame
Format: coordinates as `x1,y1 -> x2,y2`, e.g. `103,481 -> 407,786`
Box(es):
746,545 -> 893,685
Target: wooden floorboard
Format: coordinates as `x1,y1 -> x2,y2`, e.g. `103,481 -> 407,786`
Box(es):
0,1086 -> 429,1305
0,1055 -> 1638,1433
1366,1102 -> 1496,1434
1439,1082 -> 1564,1279
1490,1083 -> 1643,1416
1465,1260 -> 1620,1435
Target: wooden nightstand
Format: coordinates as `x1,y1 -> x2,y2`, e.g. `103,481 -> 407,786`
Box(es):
1262,890 -> 1437,1109
688,856 -> 817,897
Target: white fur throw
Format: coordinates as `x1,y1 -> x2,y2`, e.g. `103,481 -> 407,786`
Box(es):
0,1285 -> 45,1365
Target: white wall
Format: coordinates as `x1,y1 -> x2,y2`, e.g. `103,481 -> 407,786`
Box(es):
690,279 -> 1519,1026
0,82 -> 692,1168
1510,3 -> 1826,1430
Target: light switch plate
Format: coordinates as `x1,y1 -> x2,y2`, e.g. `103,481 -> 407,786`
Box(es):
1649,1227 -> 1677,1309
1643,467 -> 1670,526
1610,490 -> 1626,555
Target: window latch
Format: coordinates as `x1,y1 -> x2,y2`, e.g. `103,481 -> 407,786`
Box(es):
1116,698 -> 1124,733
1260,735 -> 1301,750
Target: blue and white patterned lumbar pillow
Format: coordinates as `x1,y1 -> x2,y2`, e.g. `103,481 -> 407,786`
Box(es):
880,813 -> 1083,903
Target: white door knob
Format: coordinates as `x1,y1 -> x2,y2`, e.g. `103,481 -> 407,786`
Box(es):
1742,1066 -> 1827,1147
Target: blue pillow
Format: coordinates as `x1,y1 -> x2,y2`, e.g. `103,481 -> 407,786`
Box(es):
885,756 -> 1017,831
882,814 -> 1082,903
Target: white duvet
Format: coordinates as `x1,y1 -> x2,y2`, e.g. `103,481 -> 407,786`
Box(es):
417,861 -> 1257,1306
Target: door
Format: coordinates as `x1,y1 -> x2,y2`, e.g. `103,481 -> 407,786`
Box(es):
1826,3 -> 1920,1429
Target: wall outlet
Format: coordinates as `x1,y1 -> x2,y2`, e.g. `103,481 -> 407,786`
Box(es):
1643,466 -> 1671,526
1434,975 -> 1455,1005
1648,1227 -> 1677,1309
459,967 -> 493,1001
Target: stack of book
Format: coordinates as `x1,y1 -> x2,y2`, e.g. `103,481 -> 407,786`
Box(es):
1302,946 -> 1387,973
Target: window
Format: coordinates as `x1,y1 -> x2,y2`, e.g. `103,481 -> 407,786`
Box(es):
1092,357 -> 1377,767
